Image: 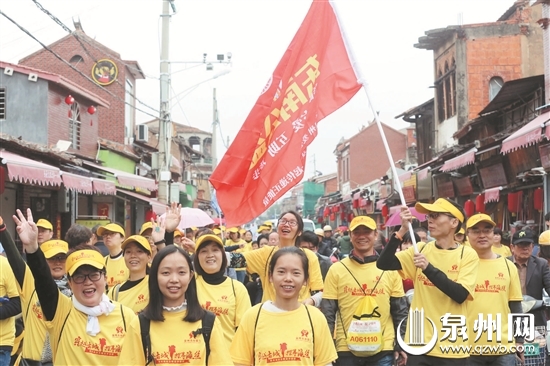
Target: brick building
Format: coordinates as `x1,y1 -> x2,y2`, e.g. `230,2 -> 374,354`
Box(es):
18,22 -> 145,145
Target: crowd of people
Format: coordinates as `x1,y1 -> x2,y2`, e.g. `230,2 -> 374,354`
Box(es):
0,199 -> 549,365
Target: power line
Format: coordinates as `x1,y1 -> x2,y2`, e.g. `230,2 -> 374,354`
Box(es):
0,9 -> 159,119
29,0 -> 159,115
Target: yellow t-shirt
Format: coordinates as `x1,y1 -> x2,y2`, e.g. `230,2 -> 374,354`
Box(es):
396,242 -> 479,358
118,310 -> 227,365
492,244 -> 512,258
104,254 -> 129,289
0,256 -> 19,347
17,266 -> 46,360
323,258 -> 405,352
196,276 -> 251,347
46,293 -> 136,364
242,245 -> 323,302
230,303 -> 337,365
107,276 -> 149,314
467,257 -> 522,355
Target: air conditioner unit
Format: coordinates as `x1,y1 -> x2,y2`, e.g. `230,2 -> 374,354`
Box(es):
137,124 -> 148,142
3,68 -> 13,76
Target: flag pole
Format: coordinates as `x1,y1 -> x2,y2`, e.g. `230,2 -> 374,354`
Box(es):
329,0 -> 419,252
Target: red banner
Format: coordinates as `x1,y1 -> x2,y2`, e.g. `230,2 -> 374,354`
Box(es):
209,0 -> 361,226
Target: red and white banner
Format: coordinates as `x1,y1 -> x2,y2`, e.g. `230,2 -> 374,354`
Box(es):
209,0 -> 361,226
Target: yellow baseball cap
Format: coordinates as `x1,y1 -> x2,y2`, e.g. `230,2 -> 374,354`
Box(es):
263,221 -> 273,227
539,230 -> 550,246
257,225 -> 268,233
228,227 -> 239,233
139,222 -> 153,235
350,216 -> 376,231
195,234 -> 224,251
466,213 -> 496,229
239,228 -> 246,235
66,249 -> 105,276
415,198 -> 465,223
36,219 -> 53,230
457,228 -> 465,235
213,228 -> 222,235
40,239 -> 68,259
121,235 -> 152,253
97,223 -> 125,237
174,229 -> 183,238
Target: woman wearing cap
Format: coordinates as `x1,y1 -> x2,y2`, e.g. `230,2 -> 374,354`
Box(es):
193,233 -> 251,347
13,209 -> 136,365
119,245 -> 226,365
377,198 -> 479,365
107,235 -> 152,313
227,211 -> 324,307
97,222 -> 129,288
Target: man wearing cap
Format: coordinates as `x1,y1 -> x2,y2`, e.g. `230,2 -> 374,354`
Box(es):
257,225 -> 270,236
13,208 -> 136,365
321,225 -> 339,256
315,228 -> 331,256
97,223 -> 129,288
378,199 -> 479,365
91,224 -> 109,256
0,218 -> 22,366
509,228 -> 550,329
36,218 -> 54,244
465,214 -> 524,365
322,216 -> 408,366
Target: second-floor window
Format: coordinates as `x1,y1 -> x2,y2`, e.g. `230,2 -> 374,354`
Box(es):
69,102 -> 81,150
436,60 -> 456,123
489,76 -> 503,101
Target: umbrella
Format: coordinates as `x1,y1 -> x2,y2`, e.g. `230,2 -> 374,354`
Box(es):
162,207 -> 214,230
385,207 -> 426,227
213,217 -> 225,225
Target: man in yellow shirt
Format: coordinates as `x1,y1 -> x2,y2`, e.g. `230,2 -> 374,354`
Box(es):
36,218 -> 54,244
465,214 -> 524,365
322,216 -> 408,365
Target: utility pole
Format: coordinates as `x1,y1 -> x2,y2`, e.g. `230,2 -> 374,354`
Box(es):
212,88 -> 218,169
158,0 -> 174,203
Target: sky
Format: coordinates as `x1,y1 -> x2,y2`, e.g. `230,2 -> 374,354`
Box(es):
0,0 -> 513,179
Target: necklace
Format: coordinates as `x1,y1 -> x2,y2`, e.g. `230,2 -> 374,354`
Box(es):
163,300 -> 187,312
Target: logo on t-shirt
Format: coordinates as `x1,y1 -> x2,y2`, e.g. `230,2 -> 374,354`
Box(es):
475,280 -> 507,293
296,329 -> 311,342
112,326 -> 125,338
153,345 -> 202,364
32,302 -> 43,320
416,273 -> 435,287
203,301 -> 229,316
73,336 -> 121,356
257,343 -> 311,363
448,264 -> 459,273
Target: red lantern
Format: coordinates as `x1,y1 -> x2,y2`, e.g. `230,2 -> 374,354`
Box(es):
87,105 -> 96,115
381,204 -> 389,217
330,213 -> 335,221
317,217 -> 323,223
65,95 -> 74,105
475,194 -> 485,214
534,187 -> 544,211
323,207 -> 330,217
340,211 -> 345,220
507,192 -> 518,216
348,213 -> 354,221
464,199 -> 475,217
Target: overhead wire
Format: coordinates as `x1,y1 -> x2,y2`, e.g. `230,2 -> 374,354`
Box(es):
29,0 -> 160,116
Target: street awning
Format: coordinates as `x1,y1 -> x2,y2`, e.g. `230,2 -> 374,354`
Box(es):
0,150 -> 62,186
376,199 -> 386,210
501,112 -> 550,155
398,171 -> 412,182
61,172 -> 93,194
92,179 -> 116,195
83,161 -> 158,191
116,189 -> 167,215
484,186 -> 502,203
440,148 -> 477,172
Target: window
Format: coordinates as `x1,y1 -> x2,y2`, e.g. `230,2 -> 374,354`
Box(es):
69,55 -> 84,64
489,77 -> 504,101
188,136 -> 201,162
68,102 -> 81,150
0,87 -> 5,120
436,59 -> 456,123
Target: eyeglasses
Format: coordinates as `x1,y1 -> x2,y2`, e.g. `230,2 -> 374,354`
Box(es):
469,228 -> 493,235
279,219 -> 298,227
47,256 -> 67,262
71,271 -> 103,284
425,213 -> 455,220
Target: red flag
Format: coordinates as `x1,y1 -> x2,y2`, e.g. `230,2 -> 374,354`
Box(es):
210,0 -> 361,226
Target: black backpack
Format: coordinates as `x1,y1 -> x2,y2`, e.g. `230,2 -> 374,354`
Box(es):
139,310 -> 216,366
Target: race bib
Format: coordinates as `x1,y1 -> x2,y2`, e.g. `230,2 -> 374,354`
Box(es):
346,296 -> 383,357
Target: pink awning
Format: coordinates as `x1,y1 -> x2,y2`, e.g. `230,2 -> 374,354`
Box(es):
398,171 -> 412,182
82,161 -> 158,191
502,112 -> 550,155
417,167 -> 429,181
440,148 -> 477,172
117,189 -> 167,215
61,172 -> 93,194
484,186 -> 502,203
92,179 -> 116,195
0,150 -> 62,186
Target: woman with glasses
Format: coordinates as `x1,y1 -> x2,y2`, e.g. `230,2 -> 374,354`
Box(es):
13,209 -> 136,365
0,216 -> 68,366
377,198 -> 479,366
225,211 -> 324,307
107,235 -> 152,313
